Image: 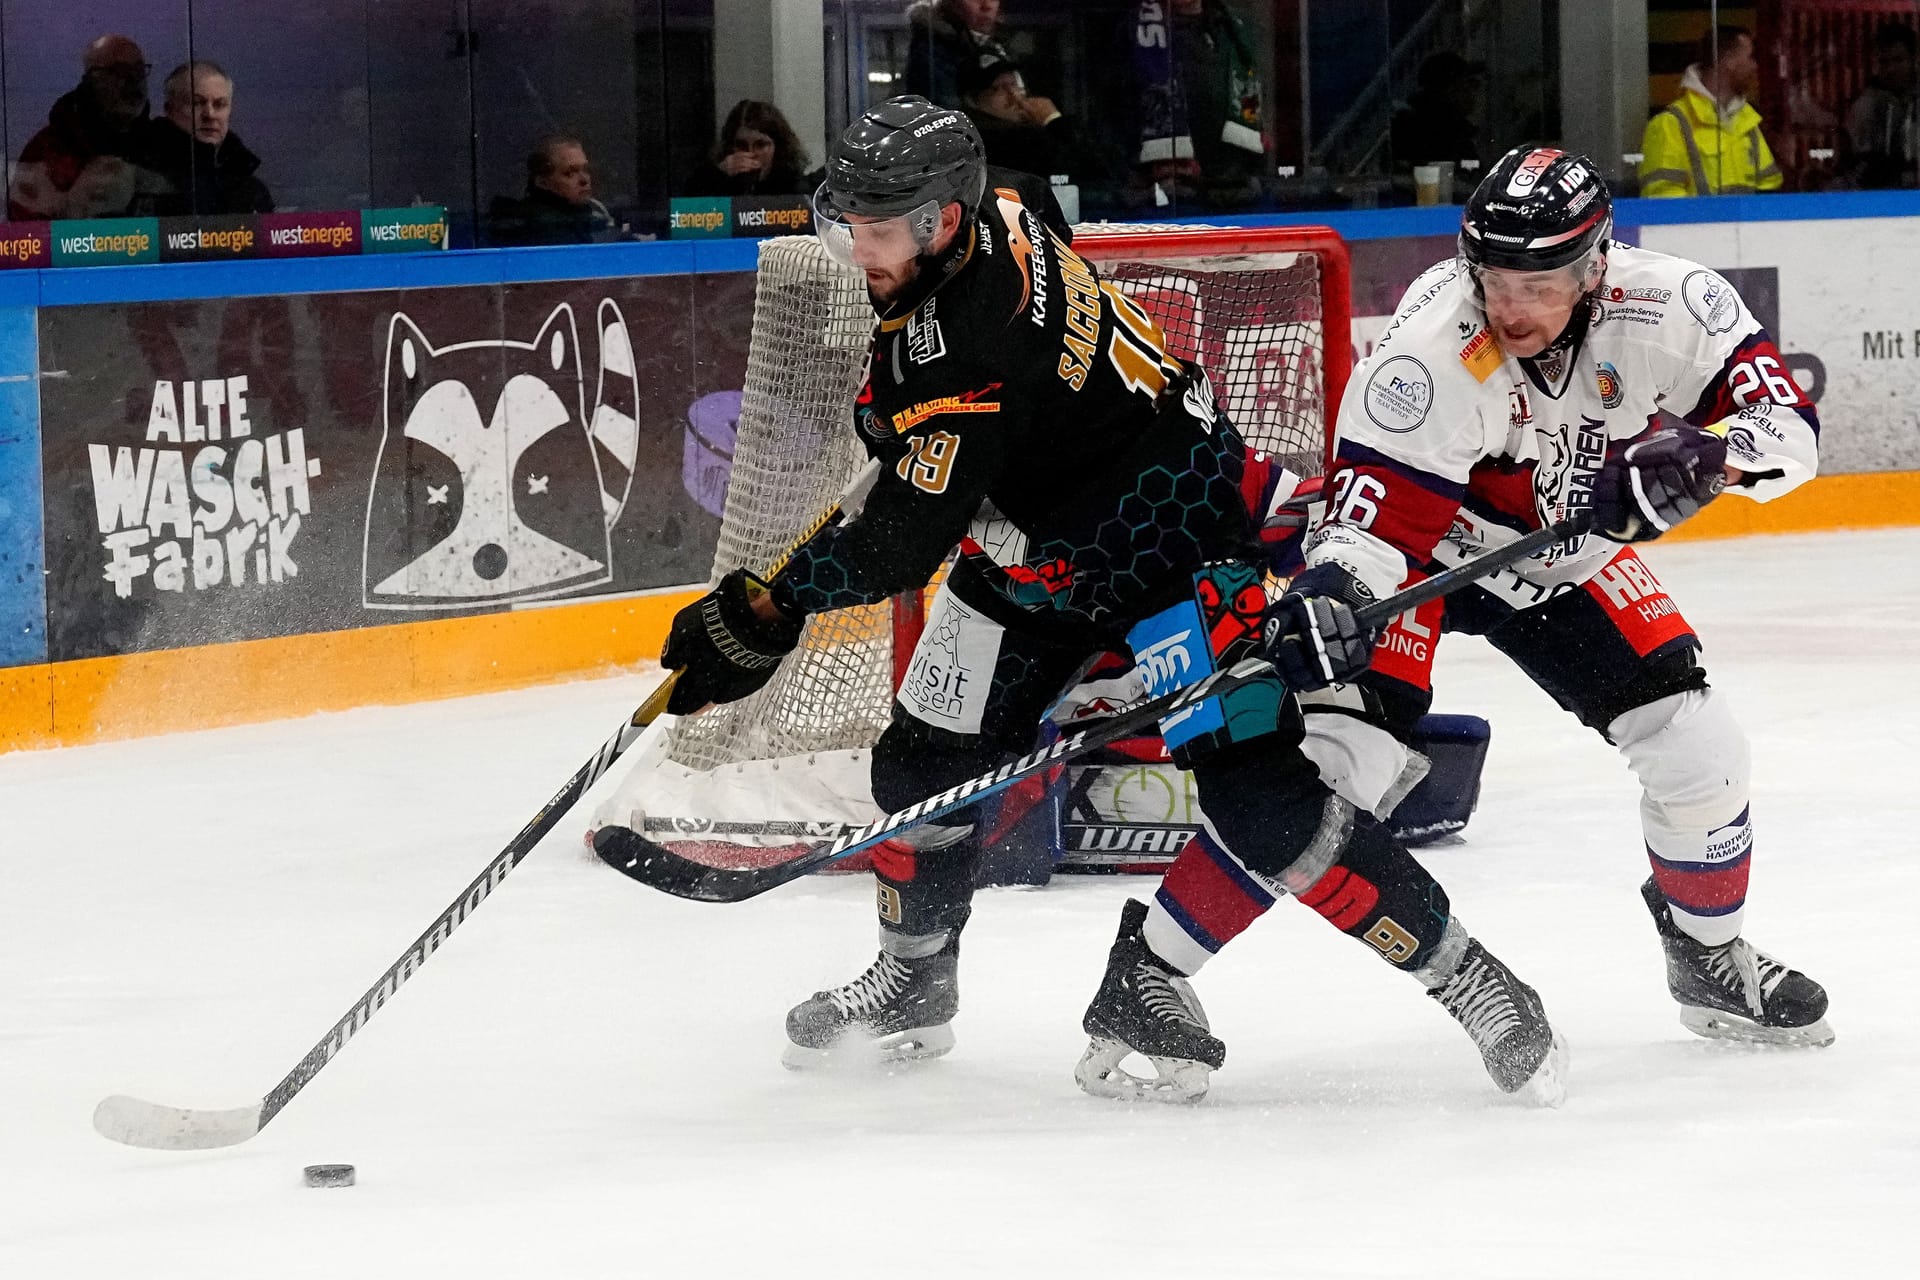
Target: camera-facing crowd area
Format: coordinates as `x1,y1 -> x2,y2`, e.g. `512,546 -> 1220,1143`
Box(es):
6,3 -> 1920,256
9,36 -> 271,223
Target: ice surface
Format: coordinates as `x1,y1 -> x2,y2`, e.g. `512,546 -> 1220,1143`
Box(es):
4,529 -> 1917,1279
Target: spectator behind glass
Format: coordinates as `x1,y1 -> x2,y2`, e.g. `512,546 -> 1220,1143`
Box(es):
1844,23 -> 1919,189
904,0 -> 1010,109
1133,0 -> 1268,209
1391,52 -> 1488,173
487,135 -> 618,246
132,62 -> 273,215
682,100 -> 812,197
8,34 -> 152,220
959,53 -> 1079,185
1640,25 -> 1783,197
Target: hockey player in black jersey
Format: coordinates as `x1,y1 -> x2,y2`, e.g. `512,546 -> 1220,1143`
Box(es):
656,96 -> 1564,1103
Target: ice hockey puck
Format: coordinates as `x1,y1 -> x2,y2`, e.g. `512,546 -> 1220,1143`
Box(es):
302,1163 -> 355,1188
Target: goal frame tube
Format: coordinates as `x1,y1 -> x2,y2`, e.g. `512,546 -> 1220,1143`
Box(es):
1074,223 -> 1352,472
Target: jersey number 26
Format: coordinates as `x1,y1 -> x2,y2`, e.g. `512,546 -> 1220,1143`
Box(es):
1330,470 -> 1387,529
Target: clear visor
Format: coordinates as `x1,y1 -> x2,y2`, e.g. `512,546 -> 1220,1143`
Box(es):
1464,249 -> 1603,309
813,183 -> 943,270
1474,263 -> 1587,307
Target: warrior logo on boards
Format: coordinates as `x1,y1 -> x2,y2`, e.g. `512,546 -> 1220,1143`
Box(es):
362,300 -> 640,609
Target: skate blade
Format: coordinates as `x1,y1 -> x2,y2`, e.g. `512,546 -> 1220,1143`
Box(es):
1678,1006 -> 1835,1048
1511,1032 -> 1569,1109
781,1023 -> 956,1072
1073,1036 -> 1211,1104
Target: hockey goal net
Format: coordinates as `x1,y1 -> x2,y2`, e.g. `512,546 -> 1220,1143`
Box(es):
594,224 -> 1351,846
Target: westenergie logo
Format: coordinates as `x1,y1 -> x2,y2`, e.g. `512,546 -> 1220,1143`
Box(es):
164,226 -> 255,254
733,206 -> 810,230
266,224 -> 357,249
58,229 -> 152,258
365,220 -> 444,244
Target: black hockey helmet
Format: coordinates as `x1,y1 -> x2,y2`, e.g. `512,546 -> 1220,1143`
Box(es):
815,96 -> 987,268
1459,145 -> 1613,275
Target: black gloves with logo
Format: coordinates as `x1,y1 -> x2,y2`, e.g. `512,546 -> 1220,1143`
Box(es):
1262,563 -> 1379,692
1592,425 -> 1728,543
660,569 -> 805,715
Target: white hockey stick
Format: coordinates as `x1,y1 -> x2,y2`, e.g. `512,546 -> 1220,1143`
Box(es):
91,671 -> 683,1150
93,478 -> 875,1150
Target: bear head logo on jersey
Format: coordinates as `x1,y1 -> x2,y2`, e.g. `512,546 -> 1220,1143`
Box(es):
362,300 -> 639,609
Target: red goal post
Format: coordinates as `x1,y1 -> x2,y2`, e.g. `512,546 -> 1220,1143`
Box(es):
1072,222 -> 1352,468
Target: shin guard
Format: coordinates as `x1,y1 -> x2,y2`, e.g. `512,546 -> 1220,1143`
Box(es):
873,829 -> 979,941
1293,816 -> 1454,971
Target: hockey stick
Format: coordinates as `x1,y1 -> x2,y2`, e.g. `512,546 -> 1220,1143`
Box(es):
595,516 -> 1591,904
641,816 -> 863,839
92,494 -> 862,1150
91,670 -> 684,1151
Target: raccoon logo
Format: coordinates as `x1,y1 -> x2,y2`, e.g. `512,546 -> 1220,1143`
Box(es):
362,300 -> 639,609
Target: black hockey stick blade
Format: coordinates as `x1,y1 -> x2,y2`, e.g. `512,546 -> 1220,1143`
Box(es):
92,670 -> 683,1150
596,517 -> 1589,904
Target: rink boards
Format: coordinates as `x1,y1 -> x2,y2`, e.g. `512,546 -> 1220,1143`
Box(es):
4,194 -> 1920,751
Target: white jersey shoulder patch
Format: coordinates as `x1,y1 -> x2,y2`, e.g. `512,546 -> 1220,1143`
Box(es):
1678,265 -> 1742,335
1360,353 -> 1436,433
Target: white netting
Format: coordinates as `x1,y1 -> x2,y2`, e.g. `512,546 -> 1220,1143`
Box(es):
1090,244 -> 1327,477
638,227 -> 1340,824
660,237 -> 898,772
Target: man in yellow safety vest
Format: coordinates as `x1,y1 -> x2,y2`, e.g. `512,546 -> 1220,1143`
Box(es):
1640,25 -> 1784,197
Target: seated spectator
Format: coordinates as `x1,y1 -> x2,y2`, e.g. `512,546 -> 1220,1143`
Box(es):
487,136 -> 618,246
904,0 -> 1010,108
9,34 -> 152,220
1844,23 -> 1918,189
681,101 -> 812,197
1640,25 -> 1784,197
960,53 -> 1079,184
1134,0 -> 1268,208
1391,51 -> 1487,173
132,61 -> 273,215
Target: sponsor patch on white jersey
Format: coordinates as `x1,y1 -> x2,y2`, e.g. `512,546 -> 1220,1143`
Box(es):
1363,355 -> 1433,433
1682,270 -> 1739,334
1603,284 -> 1672,305
1724,424 -> 1767,467
1596,361 -> 1624,409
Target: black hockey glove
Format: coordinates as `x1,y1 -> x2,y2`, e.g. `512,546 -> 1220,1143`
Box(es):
661,569 -> 805,715
1262,564 -> 1379,692
1592,425 -> 1728,543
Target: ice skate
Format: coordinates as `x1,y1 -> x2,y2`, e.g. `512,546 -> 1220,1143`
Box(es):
1075,900 -> 1226,1104
1426,937 -> 1567,1106
783,934 -> 959,1069
1641,878 -> 1833,1047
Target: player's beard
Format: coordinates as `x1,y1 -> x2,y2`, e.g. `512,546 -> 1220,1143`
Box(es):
865,264 -> 914,304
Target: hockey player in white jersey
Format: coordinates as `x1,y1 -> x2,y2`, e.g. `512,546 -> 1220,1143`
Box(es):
1080,146 -> 1830,1095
